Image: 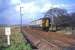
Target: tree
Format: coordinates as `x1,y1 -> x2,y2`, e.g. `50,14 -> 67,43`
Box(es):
44,8 -> 71,31
70,12 -> 75,26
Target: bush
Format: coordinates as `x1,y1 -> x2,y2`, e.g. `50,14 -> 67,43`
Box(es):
2,32 -> 32,50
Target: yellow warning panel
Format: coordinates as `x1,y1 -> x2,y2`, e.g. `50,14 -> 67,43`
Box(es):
46,19 -> 49,27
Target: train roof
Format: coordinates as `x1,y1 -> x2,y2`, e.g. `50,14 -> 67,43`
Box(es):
31,17 -> 50,22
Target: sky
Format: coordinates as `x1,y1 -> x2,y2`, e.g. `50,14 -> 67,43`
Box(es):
0,0 -> 75,25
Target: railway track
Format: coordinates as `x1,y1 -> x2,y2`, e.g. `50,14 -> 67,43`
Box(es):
22,27 -> 75,50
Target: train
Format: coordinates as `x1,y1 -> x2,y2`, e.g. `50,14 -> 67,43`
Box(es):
30,17 -> 53,32
30,16 -> 72,32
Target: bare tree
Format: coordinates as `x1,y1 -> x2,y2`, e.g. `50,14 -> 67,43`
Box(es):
44,8 -> 71,31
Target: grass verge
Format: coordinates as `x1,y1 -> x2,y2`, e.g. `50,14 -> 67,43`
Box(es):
0,27 -> 32,50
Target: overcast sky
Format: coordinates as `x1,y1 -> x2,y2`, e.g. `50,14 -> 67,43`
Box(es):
0,0 -> 75,25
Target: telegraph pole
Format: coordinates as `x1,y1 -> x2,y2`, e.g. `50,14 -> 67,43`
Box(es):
20,7 -> 23,33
